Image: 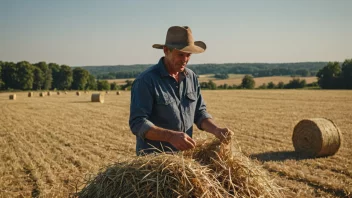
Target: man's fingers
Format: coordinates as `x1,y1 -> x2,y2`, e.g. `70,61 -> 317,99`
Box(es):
186,136 -> 196,147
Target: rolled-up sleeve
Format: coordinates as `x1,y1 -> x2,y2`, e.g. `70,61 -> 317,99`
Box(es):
194,88 -> 212,130
129,79 -> 155,139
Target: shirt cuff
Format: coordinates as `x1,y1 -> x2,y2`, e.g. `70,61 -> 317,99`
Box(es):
196,112 -> 212,130
137,120 -> 155,140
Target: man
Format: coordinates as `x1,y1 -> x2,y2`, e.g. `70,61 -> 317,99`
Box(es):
129,26 -> 231,155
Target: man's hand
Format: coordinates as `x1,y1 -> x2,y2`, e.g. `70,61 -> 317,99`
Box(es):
214,127 -> 233,143
167,131 -> 196,151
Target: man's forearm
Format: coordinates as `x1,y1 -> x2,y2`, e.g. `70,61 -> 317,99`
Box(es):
144,125 -> 176,142
200,118 -> 219,134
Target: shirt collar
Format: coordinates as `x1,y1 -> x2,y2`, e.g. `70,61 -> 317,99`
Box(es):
157,57 -> 189,78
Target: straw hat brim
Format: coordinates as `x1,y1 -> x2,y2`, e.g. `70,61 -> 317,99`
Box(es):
152,41 -> 206,54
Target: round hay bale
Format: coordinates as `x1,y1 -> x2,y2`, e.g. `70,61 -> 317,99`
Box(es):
64,91 -> 67,94
76,91 -> 80,96
57,91 -> 60,95
91,93 -> 104,103
78,154 -> 229,198
9,94 -> 16,100
28,92 -> 33,97
116,91 -> 120,95
47,91 -> 51,96
292,118 -> 342,157
105,91 -> 109,94
39,92 -> 45,97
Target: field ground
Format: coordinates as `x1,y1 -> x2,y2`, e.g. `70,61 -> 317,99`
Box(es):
107,74 -> 318,87
0,90 -> 351,197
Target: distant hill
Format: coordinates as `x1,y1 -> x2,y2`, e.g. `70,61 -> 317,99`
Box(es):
79,62 -> 328,79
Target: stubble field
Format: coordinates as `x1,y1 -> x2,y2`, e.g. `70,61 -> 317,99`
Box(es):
0,90 -> 351,197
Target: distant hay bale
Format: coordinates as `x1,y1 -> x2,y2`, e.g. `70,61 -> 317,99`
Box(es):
76,91 -> 80,96
105,91 -> 109,94
9,94 -> 16,100
292,118 -> 342,157
47,91 -> 51,96
64,91 -> 68,94
57,91 -> 60,95
91,93 -> 104,103
28,92 -> 33,97
116,91 -> 120,95
78,137 -> 283,198
39,92 -> 45,97
124,88 -> 128,91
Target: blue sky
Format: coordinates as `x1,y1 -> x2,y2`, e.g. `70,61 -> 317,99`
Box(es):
1,0 -> 351,66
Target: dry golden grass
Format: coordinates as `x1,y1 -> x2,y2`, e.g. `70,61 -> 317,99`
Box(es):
0,90 -> 351,197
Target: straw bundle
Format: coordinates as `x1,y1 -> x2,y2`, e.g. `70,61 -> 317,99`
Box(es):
47,91 -> 51,96
39,92 -> 45,97
78,137 -> 283,198
78,154 -> 229,198
116,91 -> 120,95
28,92 -> 33,97
292,118 -> 342,157
9,94 -> 16,100
76,91 -> 80,96
91,93 -> 104,103
184,139 -> 283,197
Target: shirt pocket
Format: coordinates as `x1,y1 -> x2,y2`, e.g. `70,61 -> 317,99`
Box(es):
186,92 -> 197,102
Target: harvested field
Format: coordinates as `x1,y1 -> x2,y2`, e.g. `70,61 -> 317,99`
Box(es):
0,90 -> 351,197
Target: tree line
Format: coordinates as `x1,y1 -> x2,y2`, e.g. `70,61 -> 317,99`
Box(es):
200,75 -> 315,90
0,61 -> 128,91
82,62 -> 328,79
316,59 -> 352,89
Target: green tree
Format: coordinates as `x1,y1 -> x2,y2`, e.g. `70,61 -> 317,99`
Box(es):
207,80 -> 217,90
16,61 -> 34,90
49,63 -> 61,89
241,75 -> 255,89
57,65 -> 73,90
97,80 -> 110,90
86,74 -> 97,90
1,62 -> 18,89
34,62 -> 52,90
277,81 -> 285,89
32,66 -> 45,90
0,61 -> 3,89
110,82 -> 119,90
285,78 -> 306,89
72,67 -> 89,90
267,82 -> 275,89
316,62 -> 341,89
258,83 -> 267,89
341,59 -> 352,89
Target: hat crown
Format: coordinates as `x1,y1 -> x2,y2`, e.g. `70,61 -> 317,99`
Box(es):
165,26 -> 194,47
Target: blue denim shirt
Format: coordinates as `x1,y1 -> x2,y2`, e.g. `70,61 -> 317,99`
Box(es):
129,57 -> 212,155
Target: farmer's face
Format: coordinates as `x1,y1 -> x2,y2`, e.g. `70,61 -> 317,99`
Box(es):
164,47 -> 192,73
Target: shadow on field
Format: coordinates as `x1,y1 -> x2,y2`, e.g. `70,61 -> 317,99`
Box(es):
250,151 -> 312,162
70,101 -> 92,103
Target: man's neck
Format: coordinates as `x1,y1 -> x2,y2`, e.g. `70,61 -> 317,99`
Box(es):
163,58 -> 179,80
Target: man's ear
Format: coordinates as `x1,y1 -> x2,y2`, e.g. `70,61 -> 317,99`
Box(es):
163,46 -> 169,55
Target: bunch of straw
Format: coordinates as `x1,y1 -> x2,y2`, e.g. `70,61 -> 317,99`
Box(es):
78,154 -> 228,198
184,139 -> 283,197
292,118 -> 342,157
77,137 -> 283,198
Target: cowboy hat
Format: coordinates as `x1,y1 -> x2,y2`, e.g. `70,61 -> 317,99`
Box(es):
152,26 -> 206,54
